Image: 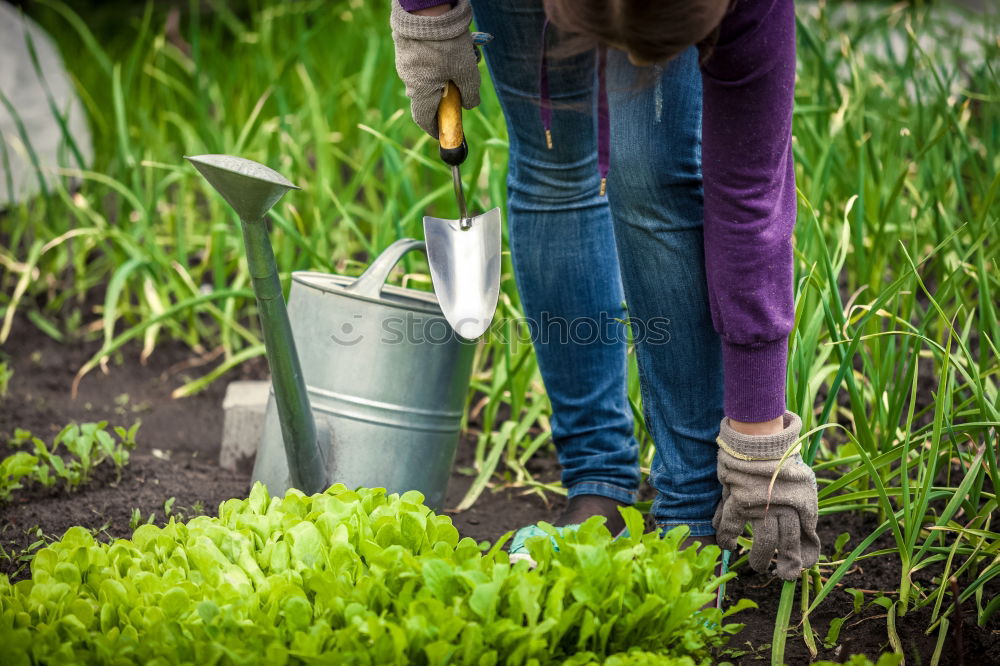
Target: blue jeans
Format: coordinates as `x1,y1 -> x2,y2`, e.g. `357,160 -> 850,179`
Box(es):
471,0 -> 724,536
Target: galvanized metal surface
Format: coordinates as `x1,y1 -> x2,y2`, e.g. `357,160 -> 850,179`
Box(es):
253,238 -> 475,511
186,154 -> 299,220
423,207 -> 502,340
450,165 -> 470,229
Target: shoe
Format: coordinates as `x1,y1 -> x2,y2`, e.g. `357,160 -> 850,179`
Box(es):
507,524 -> 565,567
716,548 -> 731,610
507,523 -> 630,568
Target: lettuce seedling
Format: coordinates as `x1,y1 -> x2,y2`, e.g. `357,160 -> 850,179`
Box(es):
0,452 -> 40,502
54,422 -> 109,486
0,483 -> 749,664
3,421 -> 141,496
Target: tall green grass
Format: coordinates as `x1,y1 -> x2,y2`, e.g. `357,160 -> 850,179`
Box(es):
781,2 -> 999,657
1,0 -> 997,655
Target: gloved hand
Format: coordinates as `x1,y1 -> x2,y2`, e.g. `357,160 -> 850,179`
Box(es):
712,411 -> 820,580
390,0 -> 481,138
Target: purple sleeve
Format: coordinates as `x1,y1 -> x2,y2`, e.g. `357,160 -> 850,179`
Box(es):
398,0 -> 455,11
700,0 -> 797,423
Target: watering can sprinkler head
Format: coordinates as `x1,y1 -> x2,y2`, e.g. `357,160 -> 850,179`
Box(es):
185,154 -> 299,222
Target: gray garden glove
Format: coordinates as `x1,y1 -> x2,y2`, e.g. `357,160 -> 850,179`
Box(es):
712,411 -> 821,580
390,0 -> 480,138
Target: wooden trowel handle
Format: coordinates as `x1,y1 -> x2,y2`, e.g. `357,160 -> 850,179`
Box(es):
438,82 -> 468,167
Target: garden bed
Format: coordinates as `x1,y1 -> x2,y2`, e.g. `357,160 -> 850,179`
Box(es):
2,323 -> 996,664
2,3 -> 998,661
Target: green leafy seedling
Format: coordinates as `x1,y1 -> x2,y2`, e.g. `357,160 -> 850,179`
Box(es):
34,461 -> 55,489
0,452 -> 41,502
823,616 -> 845,649
34,435 -> 80,491
0,421 -> 140,492
54,423 -> 97,486
9,428 -> 42,449
52,454 -> 80,490
26,421 -> 141,489
0,527 -> 46,579
845,588 -> 865,614
113,422 -> 140,450
0,485 -> 753,664
109,422 -> 141,479
9,433 -> 52,489
831,532 -> 851,561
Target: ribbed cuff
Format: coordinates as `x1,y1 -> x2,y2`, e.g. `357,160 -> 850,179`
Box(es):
718,410 -> 802,460
391,0 -> 470,41
722,338 -> 788,422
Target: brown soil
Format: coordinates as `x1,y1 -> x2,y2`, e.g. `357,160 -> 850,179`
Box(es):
1,320 -> 997,664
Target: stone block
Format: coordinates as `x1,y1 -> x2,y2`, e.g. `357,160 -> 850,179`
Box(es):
220,380 -> 270,473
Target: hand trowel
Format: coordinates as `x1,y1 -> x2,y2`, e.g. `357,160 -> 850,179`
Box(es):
423,82 -> 502,340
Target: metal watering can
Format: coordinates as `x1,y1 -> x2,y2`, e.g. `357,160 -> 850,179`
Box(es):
187,155 -> 475,511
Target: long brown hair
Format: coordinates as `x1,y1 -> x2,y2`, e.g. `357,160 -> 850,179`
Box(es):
541,0 -> 733,65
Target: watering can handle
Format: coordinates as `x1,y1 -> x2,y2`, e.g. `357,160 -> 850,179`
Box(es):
344,238 -> 426,299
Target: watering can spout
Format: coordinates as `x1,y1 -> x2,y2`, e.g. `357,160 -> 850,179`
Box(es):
186,154 -> 300,220
185,154 -> 327,495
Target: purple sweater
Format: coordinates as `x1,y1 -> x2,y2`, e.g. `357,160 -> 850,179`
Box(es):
399,0 -> 796,423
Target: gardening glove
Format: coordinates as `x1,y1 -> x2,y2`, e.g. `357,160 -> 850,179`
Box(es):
390,0 -> 480,138
712,411 -> 821,580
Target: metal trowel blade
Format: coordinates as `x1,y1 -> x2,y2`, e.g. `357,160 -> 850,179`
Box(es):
423,207 -> 502,340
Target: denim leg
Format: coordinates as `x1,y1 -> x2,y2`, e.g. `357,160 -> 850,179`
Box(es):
471,0 -> 640,504
606,48 -> 725,536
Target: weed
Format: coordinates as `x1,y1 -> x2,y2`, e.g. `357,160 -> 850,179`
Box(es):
0,527 -> 46,579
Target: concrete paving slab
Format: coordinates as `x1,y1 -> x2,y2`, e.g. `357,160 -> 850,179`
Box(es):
220,380 -> 270,473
